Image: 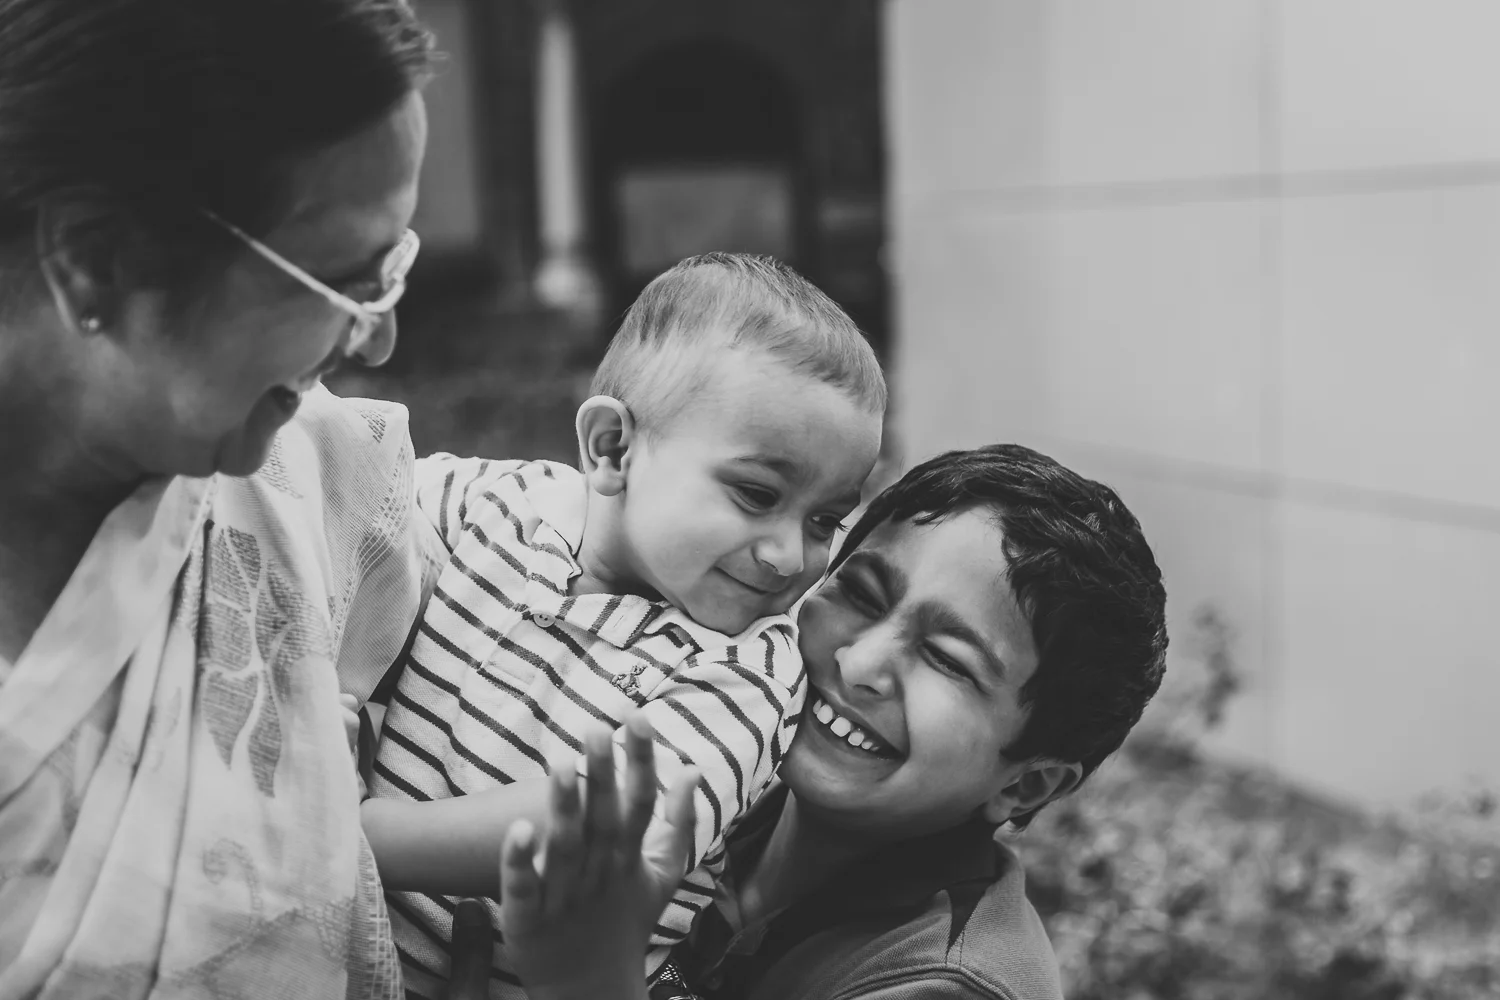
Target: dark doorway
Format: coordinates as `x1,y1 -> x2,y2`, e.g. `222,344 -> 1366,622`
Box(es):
592,39 -> 804,319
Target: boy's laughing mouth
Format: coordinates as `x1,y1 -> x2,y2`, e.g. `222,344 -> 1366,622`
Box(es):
806,688 -> 902,759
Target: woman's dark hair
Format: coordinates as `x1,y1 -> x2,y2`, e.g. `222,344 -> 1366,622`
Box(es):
833,444 -> 1170,829
0,0 -> 434,261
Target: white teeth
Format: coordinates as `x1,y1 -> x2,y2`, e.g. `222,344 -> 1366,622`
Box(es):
811,695 -> 889,756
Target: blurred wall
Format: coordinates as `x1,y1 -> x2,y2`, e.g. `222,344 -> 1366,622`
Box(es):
885,0 -> 1500,810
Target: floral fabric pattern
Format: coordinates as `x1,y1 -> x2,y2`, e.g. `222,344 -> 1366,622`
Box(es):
0,388 -> 440,1000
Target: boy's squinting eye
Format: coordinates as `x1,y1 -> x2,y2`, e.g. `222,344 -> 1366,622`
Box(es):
835,571 -> 883,615
923,642 -> 972,681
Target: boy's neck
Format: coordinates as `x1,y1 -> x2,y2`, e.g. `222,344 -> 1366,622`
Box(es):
734,791 -> 870,928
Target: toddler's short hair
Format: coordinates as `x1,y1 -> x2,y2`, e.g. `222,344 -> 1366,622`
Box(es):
590,253 -> 886,434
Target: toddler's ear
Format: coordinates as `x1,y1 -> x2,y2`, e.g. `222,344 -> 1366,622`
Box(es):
575,395 -> 635,496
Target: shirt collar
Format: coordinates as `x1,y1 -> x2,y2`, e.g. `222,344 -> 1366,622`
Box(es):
518,471 -> 712,651
520,468 -> 790,652
734,784 -> 1002,915
682,785 -> 1007,989
525,467 -> 588,555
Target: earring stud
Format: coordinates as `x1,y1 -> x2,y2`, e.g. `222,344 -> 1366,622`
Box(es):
79,313 -> 101,333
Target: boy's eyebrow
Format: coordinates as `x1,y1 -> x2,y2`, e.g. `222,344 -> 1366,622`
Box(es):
919,603 -> 1008,683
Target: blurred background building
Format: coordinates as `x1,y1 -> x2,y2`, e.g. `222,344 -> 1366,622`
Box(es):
383,0 -> 1498,817
405,0 -> 888,348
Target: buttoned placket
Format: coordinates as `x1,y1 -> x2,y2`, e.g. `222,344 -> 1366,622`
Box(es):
512,519 -> 695,698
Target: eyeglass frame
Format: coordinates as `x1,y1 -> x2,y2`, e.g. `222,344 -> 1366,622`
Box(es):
200,208 -> 420,351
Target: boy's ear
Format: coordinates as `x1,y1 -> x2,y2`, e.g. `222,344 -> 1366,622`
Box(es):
575,395 -> 636,497
978,759 -> 1083,827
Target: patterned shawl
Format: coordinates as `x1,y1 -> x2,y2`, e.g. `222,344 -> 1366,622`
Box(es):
0,388 -> 440,1000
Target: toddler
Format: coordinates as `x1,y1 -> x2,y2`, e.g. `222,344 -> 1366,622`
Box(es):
363,253 -> 886,997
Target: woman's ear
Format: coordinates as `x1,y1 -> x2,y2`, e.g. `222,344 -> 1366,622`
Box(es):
978,759 -> 1083,827
33,190 -> 132,337
575,395 -> 636,497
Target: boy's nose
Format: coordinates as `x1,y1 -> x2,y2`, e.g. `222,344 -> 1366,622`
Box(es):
834,633 -> 898,697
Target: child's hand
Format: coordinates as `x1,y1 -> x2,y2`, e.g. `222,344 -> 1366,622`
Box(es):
339,693 -> 361,754
498,712 -> 697,1000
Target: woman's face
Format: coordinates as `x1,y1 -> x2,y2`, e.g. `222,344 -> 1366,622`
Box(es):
780,509 -> 1045,842
95,91 -> 427,478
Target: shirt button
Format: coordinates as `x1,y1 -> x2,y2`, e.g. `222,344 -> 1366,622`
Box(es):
531,611 -> 556,629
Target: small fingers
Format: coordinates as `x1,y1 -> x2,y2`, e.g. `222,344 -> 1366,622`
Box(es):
338,694 -> 361,753
620,712 -> 659,854
542,760 -> 584,916
497,820 -> 542,933
579,726 -> 620,892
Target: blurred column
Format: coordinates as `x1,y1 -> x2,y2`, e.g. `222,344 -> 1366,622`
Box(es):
533,0 -> 602,319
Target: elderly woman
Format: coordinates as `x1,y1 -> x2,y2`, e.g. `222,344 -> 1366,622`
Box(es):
0,1 -> 441,996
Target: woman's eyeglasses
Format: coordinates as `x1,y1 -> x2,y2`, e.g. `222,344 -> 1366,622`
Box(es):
200,209 -> 420,354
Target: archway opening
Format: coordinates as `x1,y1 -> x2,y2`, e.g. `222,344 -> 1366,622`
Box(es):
593,39 -> 804,313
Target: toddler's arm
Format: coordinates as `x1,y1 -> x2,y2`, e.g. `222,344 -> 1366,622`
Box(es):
362,781 -> 553,896
360,626 -> 803,908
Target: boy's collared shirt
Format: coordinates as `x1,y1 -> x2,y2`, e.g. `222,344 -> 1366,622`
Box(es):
371,456 -> 805,999
671,784 -> 1064,1000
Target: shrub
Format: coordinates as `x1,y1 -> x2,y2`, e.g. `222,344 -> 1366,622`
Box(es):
1013,607 -> 1500,1000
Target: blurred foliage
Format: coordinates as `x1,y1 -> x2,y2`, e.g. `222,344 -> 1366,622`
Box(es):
1014,606 -> 1500,1000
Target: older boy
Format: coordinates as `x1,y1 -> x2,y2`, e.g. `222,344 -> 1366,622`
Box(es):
362,254 -> 886,997
493,444 -> 1170,1000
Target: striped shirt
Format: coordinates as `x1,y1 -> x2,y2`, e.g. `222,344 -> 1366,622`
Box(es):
370,456 -> 805,999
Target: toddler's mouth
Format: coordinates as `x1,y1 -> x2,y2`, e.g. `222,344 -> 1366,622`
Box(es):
719,569 -> 780,596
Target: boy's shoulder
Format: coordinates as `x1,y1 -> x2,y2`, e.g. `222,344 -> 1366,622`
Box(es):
711,813 -> 1061,1000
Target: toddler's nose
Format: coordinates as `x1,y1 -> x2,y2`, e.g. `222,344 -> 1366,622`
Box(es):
754,527 -> 805,578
